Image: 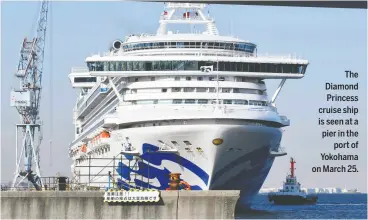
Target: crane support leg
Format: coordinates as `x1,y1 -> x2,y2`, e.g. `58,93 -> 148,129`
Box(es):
12,124 -> 43,190
270,79 -> 287,105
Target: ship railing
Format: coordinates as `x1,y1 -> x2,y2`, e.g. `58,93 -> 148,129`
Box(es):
71,67 -> 89,73
166,2 -> 207,9
162,15 -> 213,22
107,50 -> 301,61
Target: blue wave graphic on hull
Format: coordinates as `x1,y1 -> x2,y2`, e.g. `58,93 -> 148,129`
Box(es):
116,143 -> 209,190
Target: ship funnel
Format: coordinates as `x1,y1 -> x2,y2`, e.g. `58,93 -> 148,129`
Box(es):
112,40 -> 123,50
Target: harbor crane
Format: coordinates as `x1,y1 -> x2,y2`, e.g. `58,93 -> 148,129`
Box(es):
10,0 -> 49,190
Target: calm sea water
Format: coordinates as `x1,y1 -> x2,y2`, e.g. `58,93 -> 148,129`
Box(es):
236,194 -> 367,219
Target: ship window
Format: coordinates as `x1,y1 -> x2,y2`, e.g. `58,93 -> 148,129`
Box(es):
184,61 -> 198,70
197,77 -> 203,81
173,99 -> 182,104
171,141 -> 179,146
209,77 -> 215,81
74,77 -> 97,83
209,88 -> 215,93
234,100 -> 245,105
153,100 -> 158,104
198,99 -> 208,104
177,42 -> 184,48
88,61 -> 304,74
175,76 -> 181,81
186,77 -> 191,81
172,88 -> 181,92
162,88 -> 167,92
145,62 -> 152,71
135,78 -> 139,82
184,99 -> 195,104
183,141 -> 192,146
224,100 -> 232,104
184,88 -> 194,92
196,88 -> 206,92
152,61 -> 159,70
133,61 -> 140,70
233,88 -> 240,93
222,88 -> 231,93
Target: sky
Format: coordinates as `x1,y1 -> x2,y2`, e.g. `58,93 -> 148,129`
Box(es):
1,1 -> 367,192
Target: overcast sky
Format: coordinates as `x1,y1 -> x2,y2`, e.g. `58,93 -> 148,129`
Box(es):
1,1 -> 367,192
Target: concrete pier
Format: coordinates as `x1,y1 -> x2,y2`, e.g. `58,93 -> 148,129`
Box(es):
1,190 -> 240,219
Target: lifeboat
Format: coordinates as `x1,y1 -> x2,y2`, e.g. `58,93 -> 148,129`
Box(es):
100,130 -> 110,138
81,144 -> 87,153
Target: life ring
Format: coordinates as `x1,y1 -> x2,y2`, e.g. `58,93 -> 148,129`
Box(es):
179,181 -> 191,190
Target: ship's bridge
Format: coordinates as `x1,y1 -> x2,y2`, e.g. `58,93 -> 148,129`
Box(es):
121,34 -> 256,54
111,34 -> 257,58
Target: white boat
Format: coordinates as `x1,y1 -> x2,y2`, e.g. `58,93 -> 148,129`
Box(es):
67,2 -> 308,206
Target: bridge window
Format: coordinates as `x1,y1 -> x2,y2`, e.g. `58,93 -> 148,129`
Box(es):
122,41 -> 256,53
74,77 -> 96,83
86,60 -> 307,74
173,99 -> 182,104
184,99 -> 195,104
198,99 -> 208,104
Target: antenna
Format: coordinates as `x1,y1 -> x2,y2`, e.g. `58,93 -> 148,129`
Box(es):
157,3 -> 219,35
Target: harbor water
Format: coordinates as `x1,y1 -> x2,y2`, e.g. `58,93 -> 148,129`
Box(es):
236,193 -> 367,219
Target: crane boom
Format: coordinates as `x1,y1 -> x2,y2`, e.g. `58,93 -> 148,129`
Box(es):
11,0 -> 49,191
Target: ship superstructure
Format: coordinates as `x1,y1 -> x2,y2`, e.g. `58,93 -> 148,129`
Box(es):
68,2 -> 308,205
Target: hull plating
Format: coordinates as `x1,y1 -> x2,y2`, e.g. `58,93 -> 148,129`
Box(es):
73,123 -> 282,205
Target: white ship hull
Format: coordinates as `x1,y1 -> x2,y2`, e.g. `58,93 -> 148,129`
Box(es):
73,120 -> 281,205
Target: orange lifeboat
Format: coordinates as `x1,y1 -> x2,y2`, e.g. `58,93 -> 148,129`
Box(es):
81,144 -> 87,153
100,130 -> 110,138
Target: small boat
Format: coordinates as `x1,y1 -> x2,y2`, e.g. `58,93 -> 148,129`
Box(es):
268,157 -> 318,205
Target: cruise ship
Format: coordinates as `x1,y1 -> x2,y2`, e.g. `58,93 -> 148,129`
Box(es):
68,3 -> 308,205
